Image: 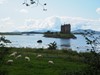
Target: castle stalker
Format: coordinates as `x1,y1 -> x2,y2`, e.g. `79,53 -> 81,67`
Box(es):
61,24 -> 71,34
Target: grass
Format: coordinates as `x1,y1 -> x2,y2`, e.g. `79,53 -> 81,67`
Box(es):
0,47 -> 88,75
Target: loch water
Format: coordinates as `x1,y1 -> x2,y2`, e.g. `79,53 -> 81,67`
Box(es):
5,34 -> 100,52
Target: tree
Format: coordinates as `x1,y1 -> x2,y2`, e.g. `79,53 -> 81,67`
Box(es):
0,36 -> 11,75
0,35 -> 11,62
23,0 -> 47,11
0,35 -> 11,47
82,30 -> 100,52
82,30 -> 100,74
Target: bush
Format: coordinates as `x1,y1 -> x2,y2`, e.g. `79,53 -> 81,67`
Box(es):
48,41 -> 57,50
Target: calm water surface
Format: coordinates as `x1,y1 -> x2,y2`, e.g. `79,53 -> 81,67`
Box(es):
5,34 -> 100,52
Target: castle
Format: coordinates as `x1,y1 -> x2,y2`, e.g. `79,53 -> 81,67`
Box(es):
61,24 -> 71,34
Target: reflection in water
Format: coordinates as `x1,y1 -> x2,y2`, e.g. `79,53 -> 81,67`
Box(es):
60,39 -> 70,49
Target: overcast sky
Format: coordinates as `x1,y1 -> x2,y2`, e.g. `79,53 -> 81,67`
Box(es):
0,0 -> 100,32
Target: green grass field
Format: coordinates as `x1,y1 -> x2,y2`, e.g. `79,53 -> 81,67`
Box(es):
0,48 -> 88,75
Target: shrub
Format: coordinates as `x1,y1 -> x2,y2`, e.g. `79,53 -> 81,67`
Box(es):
48,41 -> 57,50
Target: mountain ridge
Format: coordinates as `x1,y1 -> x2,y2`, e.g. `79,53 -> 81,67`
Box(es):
72,29 -> 100,34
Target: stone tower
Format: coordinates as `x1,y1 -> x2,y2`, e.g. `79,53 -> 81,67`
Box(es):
61,24 -> 71,34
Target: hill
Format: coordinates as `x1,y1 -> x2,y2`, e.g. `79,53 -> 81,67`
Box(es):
72,29 -> 100,34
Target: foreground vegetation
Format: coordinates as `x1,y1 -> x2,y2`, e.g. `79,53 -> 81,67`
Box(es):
0,47 -> 100,75
0,47 -> 85,75
0,30 -> 100,75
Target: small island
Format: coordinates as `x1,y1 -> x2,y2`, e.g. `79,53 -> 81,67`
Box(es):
44,24 -> 76,39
